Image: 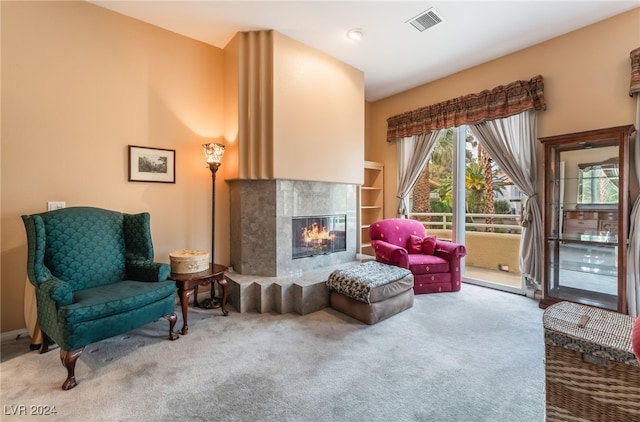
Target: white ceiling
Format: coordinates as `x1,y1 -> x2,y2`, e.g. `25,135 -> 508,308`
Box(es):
90,1 -> 640,101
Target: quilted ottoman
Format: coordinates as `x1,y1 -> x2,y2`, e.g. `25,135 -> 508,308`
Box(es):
326,261 -> 414,325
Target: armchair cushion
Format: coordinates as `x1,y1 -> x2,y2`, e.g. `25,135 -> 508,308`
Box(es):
407,235 -> 423,254
407,254 -> 450,275
407,234 -> 437,255
60,279 -> 176,325
421,235 -> 437,255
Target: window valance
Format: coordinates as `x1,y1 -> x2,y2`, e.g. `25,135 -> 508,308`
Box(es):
630,47 -> 640,96
387,75 -> 546,141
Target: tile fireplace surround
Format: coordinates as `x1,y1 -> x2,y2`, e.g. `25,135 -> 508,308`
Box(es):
225,179 -> 360,314
228,179 -> 357,277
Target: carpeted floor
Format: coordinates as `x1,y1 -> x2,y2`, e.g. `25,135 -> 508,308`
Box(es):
0,283 -> 545,421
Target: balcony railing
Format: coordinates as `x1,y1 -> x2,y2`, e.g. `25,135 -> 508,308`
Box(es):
408,212 -> 523,288
409,212 -> 522,234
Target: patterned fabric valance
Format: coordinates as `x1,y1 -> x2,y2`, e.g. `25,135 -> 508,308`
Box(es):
630,47 -> 640,96
387,75 -> 546,141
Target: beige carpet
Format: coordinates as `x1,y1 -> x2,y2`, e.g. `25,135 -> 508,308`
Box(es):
0,283 -> 545,421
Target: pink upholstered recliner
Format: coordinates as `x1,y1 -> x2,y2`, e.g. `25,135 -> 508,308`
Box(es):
369,218 -> 467,294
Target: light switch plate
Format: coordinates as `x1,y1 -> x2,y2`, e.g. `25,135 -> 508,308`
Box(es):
47,201 -> 66,211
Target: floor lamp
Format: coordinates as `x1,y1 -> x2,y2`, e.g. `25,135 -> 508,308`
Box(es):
203,143 -> 225,264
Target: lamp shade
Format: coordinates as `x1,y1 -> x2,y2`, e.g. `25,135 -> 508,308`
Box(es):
203,143 -> 225,165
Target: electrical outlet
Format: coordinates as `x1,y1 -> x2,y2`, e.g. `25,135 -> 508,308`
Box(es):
47,201 -> 66,211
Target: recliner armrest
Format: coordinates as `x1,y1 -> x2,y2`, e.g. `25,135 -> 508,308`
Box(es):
40,278 -> 74,306
371,240 -> 409,268
126,260 -> 171,282
434,240 -> 467,259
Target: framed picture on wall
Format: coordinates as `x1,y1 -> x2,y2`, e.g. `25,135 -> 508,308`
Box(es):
598,220 -> 617,235
128,145 -> 175,183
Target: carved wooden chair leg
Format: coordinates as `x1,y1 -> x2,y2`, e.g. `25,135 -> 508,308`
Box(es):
40,331 -> 54,354
166,313 -> 179,340
60,347 -> 84,390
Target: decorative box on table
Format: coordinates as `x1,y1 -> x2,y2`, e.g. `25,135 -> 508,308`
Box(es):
543,301 -> 640,422
169,250 -> 210,274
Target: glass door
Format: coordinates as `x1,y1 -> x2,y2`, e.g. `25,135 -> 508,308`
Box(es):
455,126 -> 524,294
408,126 -> 525,294
545,140 -> 621,310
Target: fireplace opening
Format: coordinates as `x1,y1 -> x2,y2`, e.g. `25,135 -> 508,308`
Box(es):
292,215 -> 347,259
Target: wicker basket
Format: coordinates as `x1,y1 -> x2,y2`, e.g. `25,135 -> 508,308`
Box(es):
543,302 -> 640,421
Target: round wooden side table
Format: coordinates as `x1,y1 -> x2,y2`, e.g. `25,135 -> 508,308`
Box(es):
169,264 -> 228,335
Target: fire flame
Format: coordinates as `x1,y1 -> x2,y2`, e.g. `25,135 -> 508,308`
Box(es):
302,222 -> 334,246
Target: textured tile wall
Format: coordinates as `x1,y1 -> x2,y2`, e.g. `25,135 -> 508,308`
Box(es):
228,179 -> 357,276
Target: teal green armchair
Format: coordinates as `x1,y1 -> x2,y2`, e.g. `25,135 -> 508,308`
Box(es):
22,207 -> 178,390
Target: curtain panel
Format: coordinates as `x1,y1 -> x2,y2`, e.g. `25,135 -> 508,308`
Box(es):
470,111 -> 543,293
396,131 -> 443,217
630,46 -> 640,96
627,46 -> 640,317
387,75 -> 546,140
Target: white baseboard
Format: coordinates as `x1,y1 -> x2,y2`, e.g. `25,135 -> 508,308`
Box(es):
1,328 -> 29,344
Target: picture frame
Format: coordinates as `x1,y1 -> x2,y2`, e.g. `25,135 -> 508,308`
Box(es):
128,145 -> 175,183
598,220 -> 617,234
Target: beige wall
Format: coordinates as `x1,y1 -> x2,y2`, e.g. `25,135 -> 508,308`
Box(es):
273,32 -> 364,185
1,3 -> 367,334
1,1 -> 226,333
223,34 -> 241,180
225,30 -> 365,184
368,8 -> 640,219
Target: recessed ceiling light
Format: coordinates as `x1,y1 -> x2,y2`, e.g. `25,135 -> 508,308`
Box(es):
347,28 -> 363,41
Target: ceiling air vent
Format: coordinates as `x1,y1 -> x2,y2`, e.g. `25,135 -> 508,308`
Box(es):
408,8 -> 444,32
